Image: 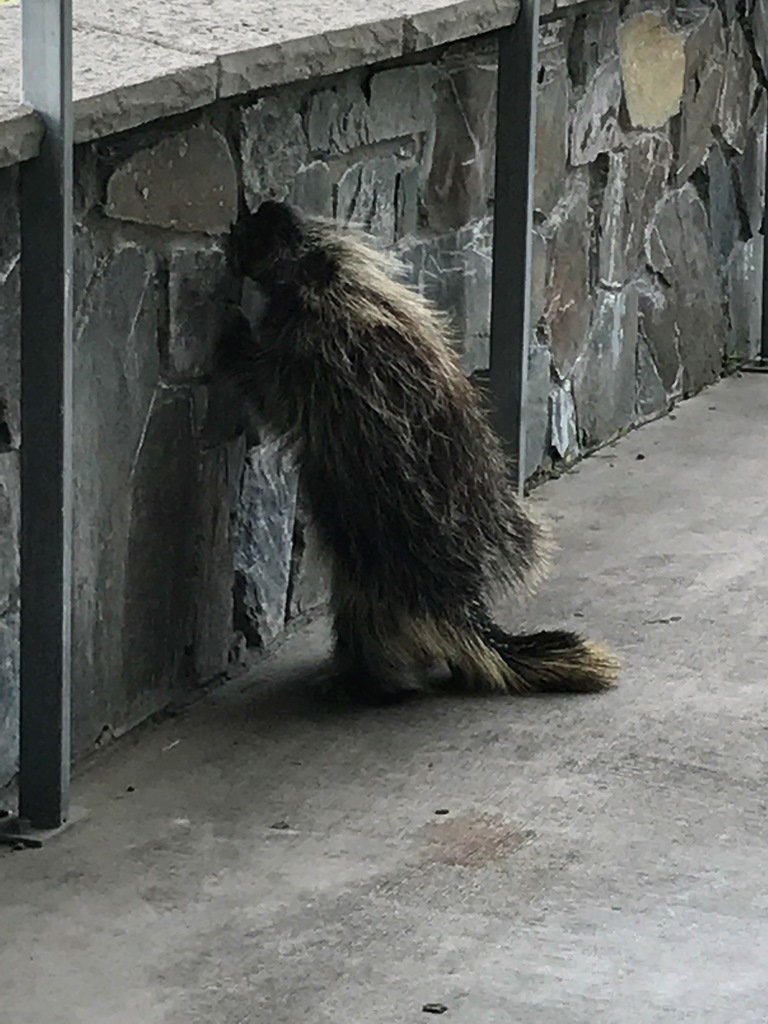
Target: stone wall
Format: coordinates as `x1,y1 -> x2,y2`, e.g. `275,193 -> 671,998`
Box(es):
0,0 -> 765,788
526,0 -> 766,471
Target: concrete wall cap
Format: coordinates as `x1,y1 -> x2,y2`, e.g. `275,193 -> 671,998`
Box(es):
0,0 -> 520,168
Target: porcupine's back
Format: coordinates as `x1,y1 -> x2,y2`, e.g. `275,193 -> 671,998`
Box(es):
283,220 -> 545,616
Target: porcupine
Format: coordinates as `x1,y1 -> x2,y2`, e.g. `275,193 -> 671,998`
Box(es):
217,199 -> 619,701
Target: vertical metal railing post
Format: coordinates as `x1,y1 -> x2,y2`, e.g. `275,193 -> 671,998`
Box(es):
18,0 -> 74,831
488,0 -> 540,493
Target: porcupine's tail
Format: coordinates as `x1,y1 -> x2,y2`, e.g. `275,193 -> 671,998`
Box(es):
447,620 -> 619,695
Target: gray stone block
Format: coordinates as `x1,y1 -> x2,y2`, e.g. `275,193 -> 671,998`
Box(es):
337,156 -> 401,244
242,95 -> 309,211
645,184 -> 727,394
189,442 -> 237,682
549,380 -> 579,461
753,0 -> 768,78
396,164 -> 421,240
288,161 -> 334,217
524,339 -> 551,479
106,126 -> 238,235
122,389 -> 198,703
727,238 -> 764,361
570,55 -> 622,167
635,338 -> 669,421
397,216 -> 493,373
542,173 -> 592,375
0,451 -> 19,618
717,18 -> 757,154
234,439 -> 298,648
568,5 -> 620,87
572,287 -> 637,448
167,242 -> 233,381
0,166 -> 19,451
0,610 -> 19,790
637,274 -> 682,397
288,512 -> 329,622
534,44 -> 570,216
706,144 -> 739,268
675,5 -> 725,185
368,64 -> 439,143
306,77 -> 370,154
598,151 -> 628,288
737,93 -> 766,238
425,61 -> 496,231
71,244 -> 161,754
624,134 -> 673,273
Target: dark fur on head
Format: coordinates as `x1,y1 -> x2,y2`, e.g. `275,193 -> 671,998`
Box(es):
219,200 -> 619,699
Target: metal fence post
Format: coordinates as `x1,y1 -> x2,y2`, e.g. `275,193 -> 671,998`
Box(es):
16,0 -> 74,833
488,0 -> 540,493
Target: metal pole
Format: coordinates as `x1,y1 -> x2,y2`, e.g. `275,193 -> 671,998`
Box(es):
488,0 -> 540,492
18,0 -> 74,830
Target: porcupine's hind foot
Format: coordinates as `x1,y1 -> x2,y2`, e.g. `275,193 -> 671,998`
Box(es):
318,623 -> 449,707
445,620 -> 620,696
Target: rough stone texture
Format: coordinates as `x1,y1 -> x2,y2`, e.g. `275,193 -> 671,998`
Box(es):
570,55 -> 622,166
0,450 -> 19,785
306,77 -> 370,154
706,144 -> 740,268
727,238 -> 764,361
618,11 -> 685,129
624,134 -> 673,272
549,379 -> 578,460
397,217 -> 493,373
717,18 -> 756,154
234,440 -> 298,649
0,450 -> 19,619
753,0 -> 767,76
572,287 -> 637,447
675,5 -> 725,185
524,339 -> 552,476
337,156 -> 404,243
637,274 -> 682,396
738,92 -> 766,238
241,95 -> 310,211
534,37 -> 570,216
190,443 -> 238,683
645,184 -> 728,395
166,242 -> 234,380
598,151 -> 628,287
0,609 -> 18,789
368,64 -> 439,144
635,337 -> 669,421
122,388 -> 199,704
542,174 -> 592,375
288,161 -> 334,218
426,60 -> 496,231
288,512 -> 330,622
105,126 -> 238,235
71,244 -> 163,754
0,165 -> 19,451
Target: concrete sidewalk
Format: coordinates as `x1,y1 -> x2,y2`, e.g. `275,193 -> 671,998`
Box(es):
2,375 -> 768,1024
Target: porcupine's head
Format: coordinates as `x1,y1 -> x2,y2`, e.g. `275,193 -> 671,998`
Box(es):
229,200 -> 338,294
